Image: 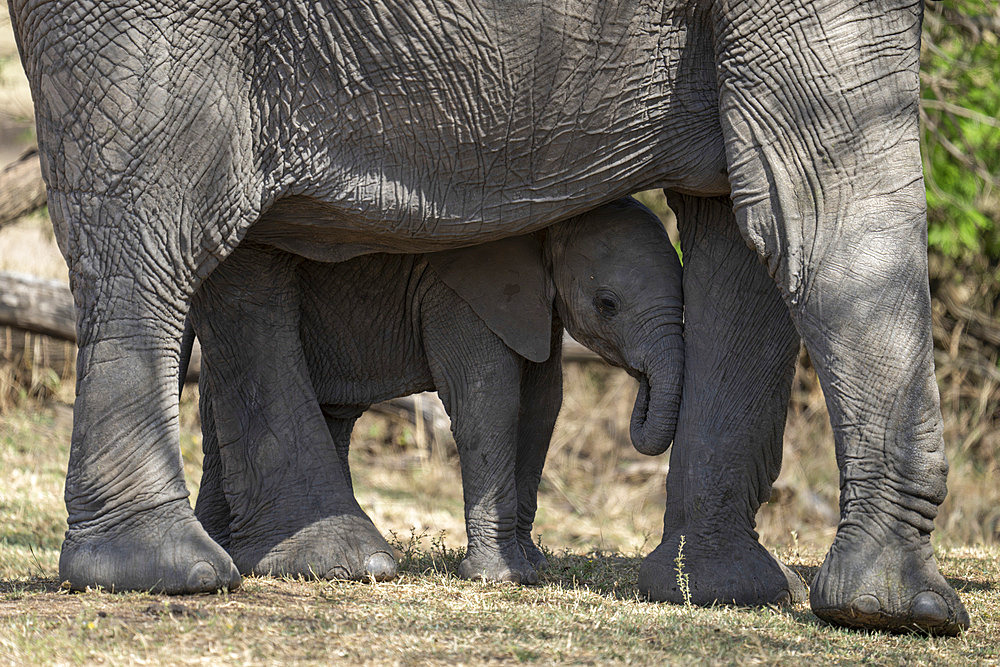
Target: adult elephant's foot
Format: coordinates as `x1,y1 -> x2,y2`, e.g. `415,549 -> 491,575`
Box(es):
232,511 -> 396,582
459,540 -> 538,584
518,535 -> 549,571
810,526 -> 969,635
638,529 -> 806,606
59,499 -> 241,594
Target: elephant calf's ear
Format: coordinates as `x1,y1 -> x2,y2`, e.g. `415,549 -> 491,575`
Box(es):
427,235 -> 555,363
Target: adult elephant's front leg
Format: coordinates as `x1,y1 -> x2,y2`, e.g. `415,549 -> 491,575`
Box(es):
190,244 -> 395,581
638,193 -> 805,607
58,206 -> 240,593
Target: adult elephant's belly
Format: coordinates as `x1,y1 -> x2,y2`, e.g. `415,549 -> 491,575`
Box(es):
249,0 -> 727,261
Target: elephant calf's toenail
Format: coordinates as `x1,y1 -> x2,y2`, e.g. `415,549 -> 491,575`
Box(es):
850,594 -> 881,616
364,553 -> 397,582
910,591 -> 949,626
186,561 -> 219,591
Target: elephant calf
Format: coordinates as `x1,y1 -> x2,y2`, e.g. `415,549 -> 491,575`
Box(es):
190,197 -> 683,584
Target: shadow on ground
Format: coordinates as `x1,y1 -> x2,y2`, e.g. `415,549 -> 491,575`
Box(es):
539,552 -> 643,599
0,577 -> 62,596
949,575 -> 996,593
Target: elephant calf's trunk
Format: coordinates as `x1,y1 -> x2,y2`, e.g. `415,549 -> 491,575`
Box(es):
629,342 -> 683,456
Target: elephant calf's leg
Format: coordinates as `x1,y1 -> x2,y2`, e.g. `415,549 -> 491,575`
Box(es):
191,244 -> 394,581
320,406 -> 365,491
638,193 -> 806,607
512,327 -> 564,570
426,319 -> 535,584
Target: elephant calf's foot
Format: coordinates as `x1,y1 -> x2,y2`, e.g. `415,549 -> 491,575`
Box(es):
638,529 -> 806,607
459,540 -> 538,584
59,499 -> 241,594
810,527 -> 969,635
233,512 -> 396,582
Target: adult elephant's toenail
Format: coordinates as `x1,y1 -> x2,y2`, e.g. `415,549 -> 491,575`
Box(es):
850,594 -> 880,616
186,561 -> 219,591
499,569 -> 521,584
324,565 -> 350,580
910,591 -> 949,626
364,553 -> 397,582
771,590 -> 791,606
227,563 -> 242,590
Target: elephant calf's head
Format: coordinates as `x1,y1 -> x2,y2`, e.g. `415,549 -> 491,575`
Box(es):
427,196 -> 683,456
545,198 -> 683,457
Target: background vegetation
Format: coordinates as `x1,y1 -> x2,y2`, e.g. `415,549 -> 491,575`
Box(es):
922,0 -> 1000,266
0,2 -> 998,663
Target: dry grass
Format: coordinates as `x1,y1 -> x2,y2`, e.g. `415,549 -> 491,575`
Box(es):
0,548 -> 997,665
1,398 -> 999,665
0,8 -> 36,166
0,52 -> 32,125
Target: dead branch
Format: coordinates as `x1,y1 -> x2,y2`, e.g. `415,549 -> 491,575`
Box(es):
367,392 -> 451,438
0,271 -> 75,339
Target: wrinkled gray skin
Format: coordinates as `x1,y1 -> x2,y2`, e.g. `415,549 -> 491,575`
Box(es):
190,198 -> 683,585
9,0 -> 968,634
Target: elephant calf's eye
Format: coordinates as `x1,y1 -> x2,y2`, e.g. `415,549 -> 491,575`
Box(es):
594,291 -> 620,318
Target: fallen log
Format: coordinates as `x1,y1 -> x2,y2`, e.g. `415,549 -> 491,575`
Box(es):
0,271 -> 75,340
0,149 -> 47,230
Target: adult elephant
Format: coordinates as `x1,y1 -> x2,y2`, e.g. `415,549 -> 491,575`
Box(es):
8,0 -> 967,634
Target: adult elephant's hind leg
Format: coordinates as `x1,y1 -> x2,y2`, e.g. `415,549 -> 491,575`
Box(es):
638,193 -> 805,607
193,361 -> 232,549
58,202 -> 240,593
320,406 -> 365,492
709,0 -> 967,635
190,244 -> 395,582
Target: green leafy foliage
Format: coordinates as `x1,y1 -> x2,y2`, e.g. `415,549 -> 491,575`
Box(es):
921,1 -> 1000,264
